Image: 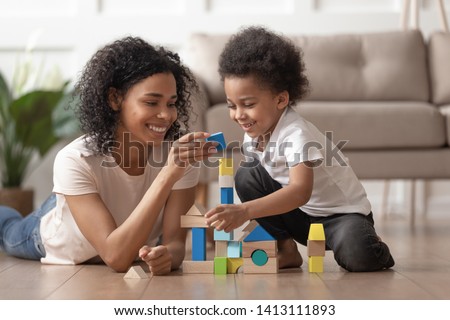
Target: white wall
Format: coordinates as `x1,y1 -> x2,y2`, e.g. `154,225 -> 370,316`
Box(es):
1,0 -> 449,216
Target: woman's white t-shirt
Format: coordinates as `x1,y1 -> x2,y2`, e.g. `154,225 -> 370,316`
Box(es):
242,107 -> 371,217
40,136 -> 199,265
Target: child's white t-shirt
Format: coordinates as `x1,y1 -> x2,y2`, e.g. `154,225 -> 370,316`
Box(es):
40,135 -> 199,265
242,106 -> 371,217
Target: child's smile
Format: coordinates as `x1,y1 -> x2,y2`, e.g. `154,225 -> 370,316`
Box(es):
224,75 -> 288,144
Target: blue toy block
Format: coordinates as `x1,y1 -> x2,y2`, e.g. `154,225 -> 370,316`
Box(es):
214,229 -> 234,241
243,225 -> 275,242
220,187 -> 234,204
192,228 -> 206,261
227,241 -> 241,258
206,132 -> 226,151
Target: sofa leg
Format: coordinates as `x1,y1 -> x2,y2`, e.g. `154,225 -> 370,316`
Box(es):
438,0 -> 449,32
401,0 -> 409,30
381,179 -> 390,219
410,179 -> 416,226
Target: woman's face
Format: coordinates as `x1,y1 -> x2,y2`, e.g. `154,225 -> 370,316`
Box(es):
114,72 -> 178,147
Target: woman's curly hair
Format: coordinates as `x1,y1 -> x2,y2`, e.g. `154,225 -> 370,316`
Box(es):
218,26 -> 309,106
75,36 -> 198,154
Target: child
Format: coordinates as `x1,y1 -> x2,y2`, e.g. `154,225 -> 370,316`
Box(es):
0,36 -> 217,274
205,26 -> 395,272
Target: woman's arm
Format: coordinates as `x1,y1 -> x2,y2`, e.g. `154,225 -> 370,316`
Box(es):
65,132 -> 214,272
205,162 -> 314,232
139,186 -> 196,275
65,166 -> 179,272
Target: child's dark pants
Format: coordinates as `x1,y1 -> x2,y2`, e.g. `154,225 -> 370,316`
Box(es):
234,160 -> 395,272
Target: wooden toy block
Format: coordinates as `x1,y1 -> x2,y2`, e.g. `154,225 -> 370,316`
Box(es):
206,132 -> 226,151
182,260 -> 214,274
215,240 -> 228,257
236,220 -> 259,241
192,228 -> 206,261
186,203 -> 206,216
308,256 -> 324,273
243,224 -> 275,242
308,223 -> 325,241
242,240 -> 277,258
123,265 -> 148,279
227,258 -> 243,274
219,175 -> 234,188
243,257 -> 278,274
307,240 -> 325,257
180,215 -> 208,228
214,257 -> 227,275
219,158 -> 233,176
251,249 -> 268,266
227,241 -> 241,258
214,229 -> 234,241
220,187 -> 234,204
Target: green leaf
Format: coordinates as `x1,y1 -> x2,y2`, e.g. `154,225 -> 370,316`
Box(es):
0,71 -> 12,129
52,90 -> 80,138
10,90 -> 64,156
0,122 -> 33,187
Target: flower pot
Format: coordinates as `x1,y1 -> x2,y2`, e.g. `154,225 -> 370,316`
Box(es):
0,188 -> 34,217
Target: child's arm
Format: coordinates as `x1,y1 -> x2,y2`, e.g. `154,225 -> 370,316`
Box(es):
205,162 -> 313,232
139,186 -> 195,275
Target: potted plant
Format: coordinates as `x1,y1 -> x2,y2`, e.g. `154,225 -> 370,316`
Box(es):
0,61 -> 79,216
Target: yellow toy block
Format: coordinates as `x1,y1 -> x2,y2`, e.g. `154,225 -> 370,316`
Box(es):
308,223 -> 325,241
219,158 -> 233,176
308,256 -> 324,273
227,258 -> 243,274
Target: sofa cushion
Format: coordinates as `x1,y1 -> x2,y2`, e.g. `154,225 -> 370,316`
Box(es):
439,105 -> 450,145
185,30 -> 430,106
428,32 -> 450,105
184,34 -> 230,105
345,149 -> 450,179
295,102 -> 445,149
206,102 -> 446,150
293,30 -> 429,101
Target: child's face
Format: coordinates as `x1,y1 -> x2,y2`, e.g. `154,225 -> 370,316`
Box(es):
224,76 -> 288,140
113,72 -> 178,146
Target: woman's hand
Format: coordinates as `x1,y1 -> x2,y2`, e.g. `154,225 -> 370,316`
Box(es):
139,245 -> 173,276
166,132 -> 218,180
204,204 -> 250,233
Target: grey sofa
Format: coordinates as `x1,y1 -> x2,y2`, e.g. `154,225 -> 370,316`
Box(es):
184,30 -> 450,210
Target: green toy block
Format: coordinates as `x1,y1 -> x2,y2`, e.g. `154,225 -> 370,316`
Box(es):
214,257 -> 227,275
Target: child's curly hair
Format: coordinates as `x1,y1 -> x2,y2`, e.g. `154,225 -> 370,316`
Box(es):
218,26 -> 309,106
75,36 -> 197,154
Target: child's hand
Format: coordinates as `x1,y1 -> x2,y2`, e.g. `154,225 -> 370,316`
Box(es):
205,204 -> 250,233
139,245 -> 172,276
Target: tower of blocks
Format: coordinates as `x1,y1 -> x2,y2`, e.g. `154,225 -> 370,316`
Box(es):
179,132 -> 279,274
206,132 -> 278,275
180,203 -> 215,273
307,223 -> 326,273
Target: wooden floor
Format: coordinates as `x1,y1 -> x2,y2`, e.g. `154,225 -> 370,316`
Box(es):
1,214 -> 450,300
